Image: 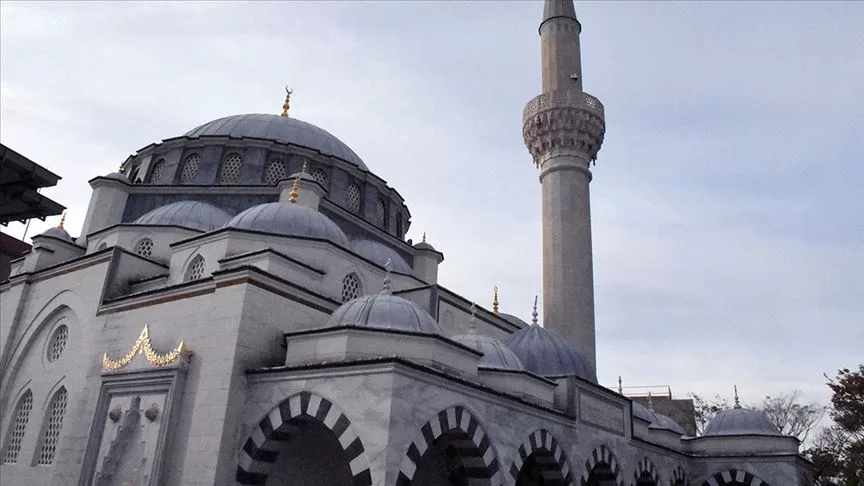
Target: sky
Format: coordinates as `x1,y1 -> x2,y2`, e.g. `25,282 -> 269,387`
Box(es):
1,1 -> 862,411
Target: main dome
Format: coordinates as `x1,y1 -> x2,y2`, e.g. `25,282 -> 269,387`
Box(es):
184,114 -> 367,171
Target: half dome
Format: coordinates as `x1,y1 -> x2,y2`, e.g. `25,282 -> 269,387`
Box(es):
703,406 -> 782,437
226,202 -> 349,247
452,331 -> 525,371
325,293 -> 441,334
185,114 -> 367,170
505,324 -> 597,382
134,201 -> 232,231
350,239 -> 412,273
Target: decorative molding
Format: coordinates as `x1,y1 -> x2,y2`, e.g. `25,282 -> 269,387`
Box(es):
523,104 -> 606,165
102,325 -> 188,371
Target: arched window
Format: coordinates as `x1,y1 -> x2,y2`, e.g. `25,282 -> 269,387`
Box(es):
341,273 -> 361,302
346,183 -> 361,214
263,159 -> 286,185
220,152 -> 243,184
375,198 -> 387,227
95,242 -> 107,252
134,238 -> 154,257
36,387 -> 68,465
148,159 -> 165,184
179,154 -> 200,184
1,390 -> 34,464
184,255 -> 206,282
311,168 -> 328,189
396,217 -> 403,238
47,324 -> 69,362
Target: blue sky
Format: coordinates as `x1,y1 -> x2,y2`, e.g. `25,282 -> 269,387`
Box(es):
1,1 -> 862,410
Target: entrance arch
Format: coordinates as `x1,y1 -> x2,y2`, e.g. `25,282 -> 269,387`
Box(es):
634,457 -> 658,486
580,445 -> 624,486
235,391 -> 372,486
700,469 -> 770,486
396,405 -> 501,485
509,429 -> 573,485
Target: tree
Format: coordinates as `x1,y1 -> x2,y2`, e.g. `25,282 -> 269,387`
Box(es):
689,393 -> 729,435
759,390 -> 827,444
810,364 -> 864,486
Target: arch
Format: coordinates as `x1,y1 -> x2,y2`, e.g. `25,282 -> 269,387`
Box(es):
1,388 -> 34,464
311,167 -> 328,189
346,182 -> 362,214
235,390 -> 372,486
184,254 -> 206,282
179,153 -> 201,184
396,405 -> 502,486
263,159 -> 286,185
634,457 -> 658,485
95,242 -> 108,252
700,469 -> 769,486
34,385 -> 68,465
374,198 -> 387,227
148,158 -> 165,184
341,272 -> 362,302
580,445 -> 624,486
220,152 -> 244,184
134,237 -> 154,257
670,466 -> 686,486
510,429 -> 573,485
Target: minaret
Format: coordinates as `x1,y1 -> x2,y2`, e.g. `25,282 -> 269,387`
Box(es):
522,0 -> 605,368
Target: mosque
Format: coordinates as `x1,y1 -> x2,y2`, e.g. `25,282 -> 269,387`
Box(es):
0,1 -> 814,485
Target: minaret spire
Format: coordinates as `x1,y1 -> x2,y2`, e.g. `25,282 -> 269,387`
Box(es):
523,0 -> 605,369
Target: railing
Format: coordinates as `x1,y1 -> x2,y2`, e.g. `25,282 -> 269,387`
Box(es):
522,90 -> 605,123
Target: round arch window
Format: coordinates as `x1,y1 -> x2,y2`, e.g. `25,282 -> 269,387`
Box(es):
134,238 -> 154,257
341,273 -> 361,302
47,324 -> 69,362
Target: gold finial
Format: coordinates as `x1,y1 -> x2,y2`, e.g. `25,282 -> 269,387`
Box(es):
58,212 -> 66,229
422,232 -> 426,243
492,285 -> 499,314
288,174 -> 301,204
280,86 -> 293,117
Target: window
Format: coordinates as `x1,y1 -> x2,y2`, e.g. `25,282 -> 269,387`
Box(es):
36,387 -> 68,465
263,159 -> 286,185
341,272 -> 361,302
220,152 -> 243,184
375,198 -> 386,227
1,390 -> 33,464
47,324 -> 69,362
95,242 -> 107,252
311,168 -> 328,188
148,159 -> 165,184
346,183 -> 361,214
179,154 -> 200,184
134,238 -> 154,257
396,217 -> 403,238
184,255 -> 206,282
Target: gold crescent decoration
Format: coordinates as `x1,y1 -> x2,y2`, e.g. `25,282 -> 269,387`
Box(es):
102,325 -> 187,371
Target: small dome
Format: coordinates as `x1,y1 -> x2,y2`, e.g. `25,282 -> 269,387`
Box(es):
703,406 -> 782,437
39,226 -> 72,241
452,331 -> 525,371
500,313 -> 528,328
134,201 -> 232,232
650,413 -> 686,436
226,202 -> 349,247
351,239 -> 412,273
505,324 -> 597,382
185,114 -> 367,170
325,293 -> 441,334
632,402 -> 656,423
414,240 -> 435,251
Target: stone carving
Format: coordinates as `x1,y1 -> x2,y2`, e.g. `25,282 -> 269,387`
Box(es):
102,325 -> 188,371
94,397 -> 145,486
108,405 -> 122,423
144,403 -> 159,422
522,103 -> 606,165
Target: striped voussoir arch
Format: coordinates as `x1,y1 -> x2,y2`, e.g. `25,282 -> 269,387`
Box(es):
634,456 -> 658,484
509,429 -> 573,485
396,405 -> 502,486
671,465 -> 686,485
701,469 -> 770,486
580,445 -> 624,486
235,391 -> 372,486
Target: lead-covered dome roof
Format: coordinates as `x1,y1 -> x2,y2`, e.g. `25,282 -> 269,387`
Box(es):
350,239 -> 412,273
650,413 -> 686,436
505,324 -> 597,382
452,331 -> 525,371
326,293 -> 441,334
225,202 -> 349,247
185,114 -> 367,171
703,406 -> 782,437
134,200 -> 232,232
39,226 -> 72,242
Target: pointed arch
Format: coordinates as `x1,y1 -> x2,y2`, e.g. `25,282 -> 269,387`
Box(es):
510,428 -> 573,485
235,391 -> 372,486
580,444 -> 624,486
1,388 -> 34,464
396,405 -> 502,485
700,469 -> 770,486
634,457 -> 659,485
671,465 -> 686,486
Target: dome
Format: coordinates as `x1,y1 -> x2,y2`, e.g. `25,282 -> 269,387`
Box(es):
351,239 -> 412,273
185,114 -> 367,171
325,293 -> 441,334
650,413 -> 686,436
500,313 -> 528,328
505,324 -> 597,382
226,202 -> 349,247
39,226 -> 72,241
134,201 -> 232,232
632,402 -> 656,423
451,331 -> 525,371
703,406 -> 782,437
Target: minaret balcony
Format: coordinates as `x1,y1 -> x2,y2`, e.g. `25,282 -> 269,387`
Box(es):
522,90 -> 604,125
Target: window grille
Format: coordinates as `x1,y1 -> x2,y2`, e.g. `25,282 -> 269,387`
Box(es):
148,159 -> 165,184
341,273 -> 361,302
346,183 -> 361,214
220,153 -> 243,184
36,387 -> 68,465
312,168 -> 328,188
134,238 -> 154,257
47,325 -> 69,362
375,199 -> 386,226
180,154 -> 200,184
184,255 -> 206,282
1,390 -> 33,464
263,159 -> 286,185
